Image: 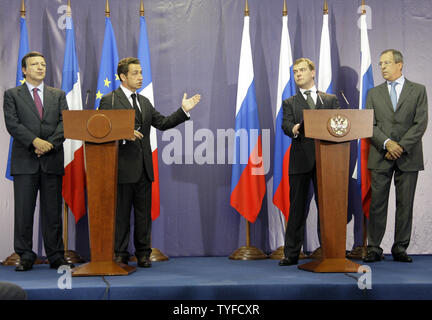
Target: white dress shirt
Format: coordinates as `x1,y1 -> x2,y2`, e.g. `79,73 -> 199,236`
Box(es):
26,81 -> 44,105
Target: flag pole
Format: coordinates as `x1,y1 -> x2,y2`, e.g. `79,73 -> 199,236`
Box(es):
361,0 -> 368,260
2,0 -> 45,266
62,0 -> 85,265
229,0 -> 267,261
346,0 -> 369,261
269,0 -> 307,261
138,0 -> 168,263
270,0 -> 288,260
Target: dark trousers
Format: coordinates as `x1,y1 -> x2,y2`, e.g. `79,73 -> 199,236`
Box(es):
367,164 -> 418,256
115,171 -> 152,259
284,167 -> 320,259
13,172 -> 64,264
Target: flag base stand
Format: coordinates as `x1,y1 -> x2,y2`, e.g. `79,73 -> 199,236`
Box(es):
269,246 -> 308,260
309,247 -> 322,260
64,250 -> 86,264
1,253 -> 47,266
150,248 -> 169,262
229,246 -> 267,260
346,246 -> 366,260
129,248 -> 169,263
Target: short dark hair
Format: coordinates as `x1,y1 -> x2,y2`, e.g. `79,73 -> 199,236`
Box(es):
21,51 -> 45,78
117,57 -> 141,80
381,49 -> 404,64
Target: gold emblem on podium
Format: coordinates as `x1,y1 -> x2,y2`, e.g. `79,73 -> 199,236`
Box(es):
327,114 -> 351,137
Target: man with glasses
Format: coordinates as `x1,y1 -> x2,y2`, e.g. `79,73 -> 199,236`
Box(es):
364,49 -> 428,263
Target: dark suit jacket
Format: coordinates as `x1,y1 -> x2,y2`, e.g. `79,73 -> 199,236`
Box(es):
3,84 -> 67,175
99,87 -> 189,184
282,90 -> 340,174
366,79 -> 428,172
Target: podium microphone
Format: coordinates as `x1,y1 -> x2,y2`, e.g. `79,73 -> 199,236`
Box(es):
85,89 -> 91,109
340,90 -> 350,106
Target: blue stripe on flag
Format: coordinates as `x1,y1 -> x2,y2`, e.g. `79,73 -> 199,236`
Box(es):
138,16 -> 152,90
61,17 -> 79,95
231,80 -> 260,193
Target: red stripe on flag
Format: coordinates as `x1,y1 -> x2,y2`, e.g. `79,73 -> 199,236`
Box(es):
272,145 -> 291,221
151,149 -> 160,221
360,138 -> 371,218
62,146 -> 86,223
230,137 -> 266,223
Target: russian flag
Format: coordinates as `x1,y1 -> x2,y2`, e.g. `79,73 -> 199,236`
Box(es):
137,14 -> 160,221
61,14 -> 86,222
272,11 -> 296,221
230,14 -> 266,224
318,6 -> 333,94
6,14 -> 29,180
353,11 -> 374,218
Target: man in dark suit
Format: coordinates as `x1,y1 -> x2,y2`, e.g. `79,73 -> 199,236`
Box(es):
3,51 -> 73,271
99,57 -> 201,268
364,49 -> 428,263
279,58 -> 340,266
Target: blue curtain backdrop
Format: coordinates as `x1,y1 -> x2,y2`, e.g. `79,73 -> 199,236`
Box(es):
0,0 -> 431,259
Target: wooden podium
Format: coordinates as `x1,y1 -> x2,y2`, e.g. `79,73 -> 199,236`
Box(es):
298,109 -> 373,273
63,110 -> 136,276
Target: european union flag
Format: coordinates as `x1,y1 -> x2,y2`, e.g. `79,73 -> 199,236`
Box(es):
94,17 -> 119,109
6,16 -> 29,180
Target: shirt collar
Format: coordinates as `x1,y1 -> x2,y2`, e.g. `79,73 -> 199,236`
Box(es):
300,85 -> 317,96
25,81 -> 44,93
120,84 -> 137,99
387,75 -> 405,86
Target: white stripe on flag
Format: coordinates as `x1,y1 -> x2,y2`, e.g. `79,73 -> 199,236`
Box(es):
236,16 -> 254,116
318,14 -> 332,93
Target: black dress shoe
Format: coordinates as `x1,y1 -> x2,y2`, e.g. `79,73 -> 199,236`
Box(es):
363,251 -> 384,263
15,260 -> 33,272
393,252 -> 413,263
278,257 -> 298,266
137,256 -> 152,268
50,258 -> 75,269
114,255 -> 129,265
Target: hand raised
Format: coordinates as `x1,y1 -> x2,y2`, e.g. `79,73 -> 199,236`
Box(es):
181,93 -> 201,112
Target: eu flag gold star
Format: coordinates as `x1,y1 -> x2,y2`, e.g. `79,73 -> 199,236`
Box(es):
20,79 -> 26,85
96,90 -> 103,100
115,74 -> 120,81
104,78 -> 111,87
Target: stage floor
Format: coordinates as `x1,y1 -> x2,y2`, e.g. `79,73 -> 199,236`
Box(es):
1,256 -> 431,300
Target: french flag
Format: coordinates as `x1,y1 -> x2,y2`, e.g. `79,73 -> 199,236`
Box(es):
353,10 -> 374,218
230,14 -> 266,224
318,5 -> 333,94
272,11 -> 296,221
137,14 -> 160,221
61,15 -> 86,222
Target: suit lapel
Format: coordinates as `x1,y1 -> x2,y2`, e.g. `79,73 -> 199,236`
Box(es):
396,79 -> 414,111
42,85 -> 52,119
114,87 -> 132,109
115,88 -> 145,125
18,84 -> 41,119
377,82 -> 394,112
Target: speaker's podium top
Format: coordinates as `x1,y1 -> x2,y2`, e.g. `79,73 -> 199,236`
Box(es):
62,110 -> 135,143
303,109 -> 373,142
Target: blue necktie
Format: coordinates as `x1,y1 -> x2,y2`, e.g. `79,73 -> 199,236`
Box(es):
390,82 -> 398,111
